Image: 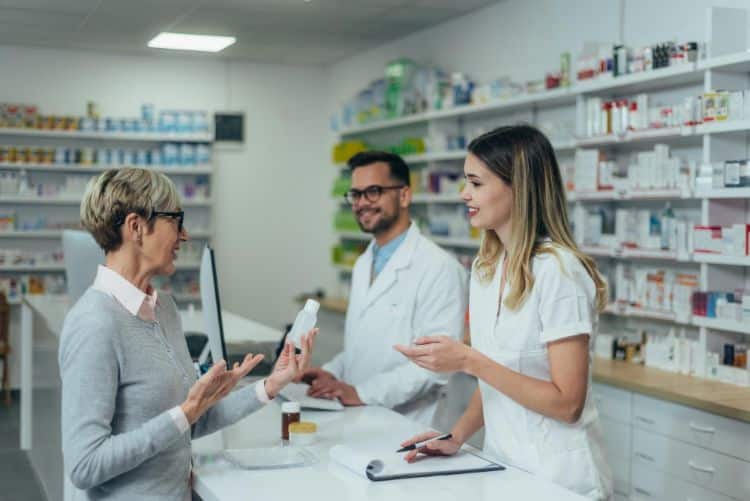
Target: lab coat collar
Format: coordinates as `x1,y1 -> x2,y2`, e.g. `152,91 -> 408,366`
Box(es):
360,221 -> 420,313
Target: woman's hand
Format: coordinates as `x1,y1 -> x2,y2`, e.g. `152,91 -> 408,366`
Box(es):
394,335 -> 473,373
181,353 -> 265,425
399,431 -> 462,463
265,328 -> 318,398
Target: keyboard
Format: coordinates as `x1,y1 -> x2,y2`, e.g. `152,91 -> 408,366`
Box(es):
279,382 -> 345,411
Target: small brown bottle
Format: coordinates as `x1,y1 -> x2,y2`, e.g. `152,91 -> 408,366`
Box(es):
281,402 -> 301,441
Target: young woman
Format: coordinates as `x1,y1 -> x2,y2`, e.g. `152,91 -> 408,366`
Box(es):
395,125 -> 612,499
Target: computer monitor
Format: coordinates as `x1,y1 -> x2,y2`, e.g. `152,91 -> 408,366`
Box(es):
200,245 -> 228,364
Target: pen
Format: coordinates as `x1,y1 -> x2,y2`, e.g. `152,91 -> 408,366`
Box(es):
396,433 -> 453,453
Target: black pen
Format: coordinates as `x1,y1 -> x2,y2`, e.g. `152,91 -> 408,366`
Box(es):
396,433 -> 453,453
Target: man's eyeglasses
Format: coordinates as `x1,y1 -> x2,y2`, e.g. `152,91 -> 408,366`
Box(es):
150,210 -> 185,233
344,185 -> 404,205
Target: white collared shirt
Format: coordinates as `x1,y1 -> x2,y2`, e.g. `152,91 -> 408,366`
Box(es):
90,265 -> 271,435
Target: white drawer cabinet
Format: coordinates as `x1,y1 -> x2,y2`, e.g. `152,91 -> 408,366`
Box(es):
600,415 -> 632,460
609,452 -> 631,498
593,382 -> 632,424
632,394 -> 750,462
633,428 -> 750,500
631,461 -> 736,501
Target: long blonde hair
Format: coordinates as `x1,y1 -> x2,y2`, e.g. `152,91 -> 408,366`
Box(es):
471,125 -> 608,312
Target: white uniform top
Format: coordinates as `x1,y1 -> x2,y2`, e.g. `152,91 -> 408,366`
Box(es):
469,243 -> 613,500
323,222 -> 468,425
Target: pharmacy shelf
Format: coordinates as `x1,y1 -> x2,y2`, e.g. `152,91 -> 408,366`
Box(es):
582,246 -> 686,262
0,230 -> 67,238
692,253 -> 750,266
336,53 -> 750,138
695,187 -> 750,199
0,196 -> 212,207
698,51 -> 750,72
412,193 -> 463,203
172,293 -> 201,302
573,63 -> 702,96
580,245 -> 617,258
335,143 -> 573,169
336,231 -> 370,242
576,127 -> 694,148
568,190 -> 618,202
339,87 -> 576,135
695,120 -> 750,135
334,230 -> 479,250
174,262 -> 200,271
621,248 -> 681,261
405,151 -> 467,163
0,229 -> 211,239
429,236 -> 480,249
570,188 -> 692,202
692,316 -> 750,335
0,264 -> 65,272
333,263 -> 354,273
603,303 -> 687,324
0,262 -> 199,272
0,162 -> 213,175
0,127 -> 212,142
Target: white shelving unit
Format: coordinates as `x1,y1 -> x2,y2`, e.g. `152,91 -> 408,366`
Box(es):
0,127 -> 211,142
330,27 -> 750,385
0,122 -> 215,304
0,162 -> 212,175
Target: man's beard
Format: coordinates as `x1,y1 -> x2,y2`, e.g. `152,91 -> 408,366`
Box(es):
357,209 -> 399,235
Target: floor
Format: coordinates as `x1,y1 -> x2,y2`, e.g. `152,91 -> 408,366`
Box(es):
0,393 -> 46,501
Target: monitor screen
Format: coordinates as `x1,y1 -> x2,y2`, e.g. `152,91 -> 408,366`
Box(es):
200,245 -> 228,364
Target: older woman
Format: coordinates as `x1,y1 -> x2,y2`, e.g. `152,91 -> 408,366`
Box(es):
59,167 -> 316,500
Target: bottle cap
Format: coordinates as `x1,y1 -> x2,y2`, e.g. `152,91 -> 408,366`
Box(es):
304,299 -> 320,314
282,401 -> 300,413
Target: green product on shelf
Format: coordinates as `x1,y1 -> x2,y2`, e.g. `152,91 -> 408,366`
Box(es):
331,176 -> 351,198
332,140 -> 369,164
385,58 -> 417,118
334,209 -> 359,232
385,137 -> 425,156
331,244 -> 343,265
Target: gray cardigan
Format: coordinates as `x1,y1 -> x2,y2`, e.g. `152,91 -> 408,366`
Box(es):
59,289 -> 264,500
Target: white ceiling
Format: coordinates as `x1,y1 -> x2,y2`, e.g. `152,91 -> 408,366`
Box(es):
0,0 -> 499,65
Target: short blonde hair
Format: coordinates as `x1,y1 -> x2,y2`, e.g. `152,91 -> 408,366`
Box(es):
80,167 -> 181,253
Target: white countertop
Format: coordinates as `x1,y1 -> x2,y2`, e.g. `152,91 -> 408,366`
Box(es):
192,403 -> 586,501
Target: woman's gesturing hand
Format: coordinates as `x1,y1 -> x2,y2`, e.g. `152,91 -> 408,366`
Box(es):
394,335 -> 472,373
265,328 -> 318,398
181,353 -> 264,424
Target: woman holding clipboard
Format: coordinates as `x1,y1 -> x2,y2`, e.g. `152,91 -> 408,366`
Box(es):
395,125 -> 612,500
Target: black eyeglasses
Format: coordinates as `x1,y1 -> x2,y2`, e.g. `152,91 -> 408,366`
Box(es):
150,210 -> 185,232
344,185 -> 405,205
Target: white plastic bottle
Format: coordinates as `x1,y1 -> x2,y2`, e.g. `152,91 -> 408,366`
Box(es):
287,299 -> 319,349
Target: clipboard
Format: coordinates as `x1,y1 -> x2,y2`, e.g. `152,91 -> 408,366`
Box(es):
329,442 -> 504,482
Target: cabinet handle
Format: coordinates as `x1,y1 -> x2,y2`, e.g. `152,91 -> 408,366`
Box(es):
688,461 -> 715,474
635,415 -> 656,425
635,452 -> 655,462
688,422 -> 716,434
633,487 -> 653,497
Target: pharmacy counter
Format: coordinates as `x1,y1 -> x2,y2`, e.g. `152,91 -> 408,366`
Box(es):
192,403 -> 587,501
592,358 -> 750,423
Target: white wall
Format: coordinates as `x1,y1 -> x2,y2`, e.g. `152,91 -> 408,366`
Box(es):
327,0 -> 750,115
0,45 -> 335,387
